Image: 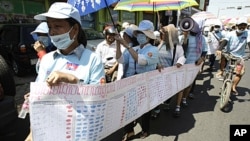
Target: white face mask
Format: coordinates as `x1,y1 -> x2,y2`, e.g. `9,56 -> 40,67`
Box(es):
37,36 -> 50,47
50,27 -> 75,50
203,31 -> 208,36
236,29 -> 245,34
136,33 -> 148,45
214,28 -> 220,32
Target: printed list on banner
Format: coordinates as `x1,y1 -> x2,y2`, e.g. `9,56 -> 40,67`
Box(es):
29,64 -> 200,141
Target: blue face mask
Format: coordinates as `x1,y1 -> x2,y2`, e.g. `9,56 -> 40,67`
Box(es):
136,33 -> 148,45
50,27 -> 75,50
37,36 -> 50,47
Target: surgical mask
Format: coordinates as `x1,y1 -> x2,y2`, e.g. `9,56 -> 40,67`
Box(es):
37,36 -> 50,47
214,28 -> 220,32
203,31 -> 208,36
136,33 -> 148,45
50,27 -> 74,50
236,29 -> 245,34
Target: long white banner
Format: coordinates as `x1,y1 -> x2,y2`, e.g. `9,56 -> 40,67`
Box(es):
29,64 -> 200,141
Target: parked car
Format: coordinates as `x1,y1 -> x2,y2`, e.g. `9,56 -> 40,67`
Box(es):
0,23 -> 38,76
0,54 -> 18,140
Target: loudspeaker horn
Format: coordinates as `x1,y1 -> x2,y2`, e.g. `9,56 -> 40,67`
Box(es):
179,17 -> 195,32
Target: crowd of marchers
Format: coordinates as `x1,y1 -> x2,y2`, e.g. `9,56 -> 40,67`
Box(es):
7,2 -> 248,141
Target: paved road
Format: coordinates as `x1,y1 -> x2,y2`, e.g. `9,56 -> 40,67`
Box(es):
14,52 -> 250,141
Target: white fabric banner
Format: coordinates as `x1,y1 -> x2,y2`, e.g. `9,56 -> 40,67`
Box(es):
29,64 -> 200,141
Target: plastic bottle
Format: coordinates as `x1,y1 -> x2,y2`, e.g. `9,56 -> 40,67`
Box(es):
18,99 -> 29,119
236,59 -> 244,72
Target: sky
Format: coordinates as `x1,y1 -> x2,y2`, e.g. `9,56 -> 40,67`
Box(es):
206,0 -> 250,19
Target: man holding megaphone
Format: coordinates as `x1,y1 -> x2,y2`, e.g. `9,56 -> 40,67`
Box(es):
178,17 -> 208,110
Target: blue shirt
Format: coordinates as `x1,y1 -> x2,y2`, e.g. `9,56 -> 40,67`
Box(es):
119,44 -> 159,78
36,45 -> 105,84
158,43 -> 186,67
179,35 -> 207,64
224,30 -> 250,58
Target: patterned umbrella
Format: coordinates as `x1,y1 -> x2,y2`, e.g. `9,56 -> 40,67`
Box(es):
222,17 -> 238,26
204,18 -> 223,27
114,0 -> 198,11
67,0 -> 119,16
191,11 -> 217,20
191,11 -> 217,28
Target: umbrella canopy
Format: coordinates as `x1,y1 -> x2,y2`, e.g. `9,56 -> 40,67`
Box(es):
114,0 -> 198,11
191,11 -> 217,29
222,17 -> 238,26
191,11 -> 217,20
67,0 -> 119,16
204,18 -> 223,27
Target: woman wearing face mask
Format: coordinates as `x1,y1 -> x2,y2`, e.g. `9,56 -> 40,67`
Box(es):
115,20 -> 159,140
116,24 -> 139,80
216,17 -> 250,95
32,2 -> 105,85
30,22 -> 57,73
23,3 -> 105,140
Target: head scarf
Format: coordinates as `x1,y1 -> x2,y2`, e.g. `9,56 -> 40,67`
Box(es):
191,18 -> 203,54
161,24 -> 179,50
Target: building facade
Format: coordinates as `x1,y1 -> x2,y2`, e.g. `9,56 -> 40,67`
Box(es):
206,0 -> 250,18
0,0 -> 205,32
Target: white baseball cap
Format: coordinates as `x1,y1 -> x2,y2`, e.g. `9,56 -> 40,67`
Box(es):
30,22 -> 48,35
34,2 -> 81,25
124,24 -> 138,38
134,20 -> 156,39
236,17 -> 248,25
203,26 -> 210,32
122,22 -> 130,29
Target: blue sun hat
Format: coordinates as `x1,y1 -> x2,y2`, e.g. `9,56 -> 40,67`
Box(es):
30,22 -> 48,40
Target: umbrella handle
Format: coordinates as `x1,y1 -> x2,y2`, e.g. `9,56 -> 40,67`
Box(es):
104,0 -> 120,33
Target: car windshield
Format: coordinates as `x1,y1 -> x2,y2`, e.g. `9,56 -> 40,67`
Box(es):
83,28 -> 104,40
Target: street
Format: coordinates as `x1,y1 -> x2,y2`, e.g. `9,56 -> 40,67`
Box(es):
14,52 -> 250,141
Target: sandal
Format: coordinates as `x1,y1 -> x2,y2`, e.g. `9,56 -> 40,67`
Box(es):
231,90 -> 238,95
122,131 -> 135,141
140,131 -> 149,139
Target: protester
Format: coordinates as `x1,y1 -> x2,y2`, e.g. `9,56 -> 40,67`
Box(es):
116,24 -> 139,80
179,18 -> 207,106
30,22 -> 56,73
115,20 -> 159,140
23,2 -> 105,141
216,17 -> 250,95
154,24 -> 186,117
207,24 -> 224,71
95,26 -> 118,83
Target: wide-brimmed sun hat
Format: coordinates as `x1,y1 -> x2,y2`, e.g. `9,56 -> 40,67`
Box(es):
34,2 -> 81,25
133,20 -> 156,39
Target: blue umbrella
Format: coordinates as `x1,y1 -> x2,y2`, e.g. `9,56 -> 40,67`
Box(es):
67,0 -> 119,16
